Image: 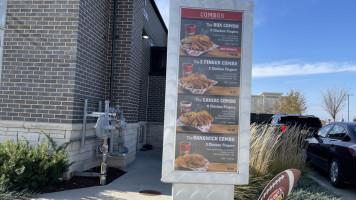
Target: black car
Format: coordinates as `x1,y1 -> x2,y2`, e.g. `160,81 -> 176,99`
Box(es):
264,114 -> 322,135
303,122 -> 356,187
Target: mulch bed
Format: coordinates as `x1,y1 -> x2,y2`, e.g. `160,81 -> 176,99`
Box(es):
36,166 -> 125,194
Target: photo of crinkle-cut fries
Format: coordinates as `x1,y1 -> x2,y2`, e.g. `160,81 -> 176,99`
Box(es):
179,73 -> 215,90
181,35 -> 215,51
179,110 -> 214,127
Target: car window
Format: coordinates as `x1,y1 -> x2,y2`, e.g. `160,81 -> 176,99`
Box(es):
317,124 -> 333,138
271,117 -> 279,125
349,125 -> 356,136
280,116 -> 322,128
327,125 -> 346,140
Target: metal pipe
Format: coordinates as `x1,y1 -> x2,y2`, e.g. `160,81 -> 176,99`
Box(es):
70,135 -> 97,142
347,93 -> 353,122
81,99 -> 88,149
110,129 -> 114,154
110,0 -> 118,102
105,100 -> 109,118
100,139 -> 108,185
98,101 -> 102,112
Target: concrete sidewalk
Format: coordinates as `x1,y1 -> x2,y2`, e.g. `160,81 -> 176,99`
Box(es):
34,149 -> 172,200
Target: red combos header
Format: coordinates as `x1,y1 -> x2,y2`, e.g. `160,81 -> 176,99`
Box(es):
181,8 -> 243,21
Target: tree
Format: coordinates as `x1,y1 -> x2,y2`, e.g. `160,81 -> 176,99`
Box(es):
274,89 -> 307,114
321,86 -> 348,122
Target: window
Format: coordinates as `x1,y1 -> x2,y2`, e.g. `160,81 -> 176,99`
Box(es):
0,3 -> 8,87
281,116 -> 322,128
150,46 -> 167,75
328,125 -> 347,140
317,124 -> 333,138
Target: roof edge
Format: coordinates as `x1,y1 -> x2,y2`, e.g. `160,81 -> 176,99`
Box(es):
150,0 -> 168,33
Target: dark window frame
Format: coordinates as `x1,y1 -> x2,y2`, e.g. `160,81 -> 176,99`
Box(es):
149,46 -> 167,76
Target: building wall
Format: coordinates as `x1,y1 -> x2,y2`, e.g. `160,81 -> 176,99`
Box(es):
0,0 -> 167,175
73,0 -> 112,123
0,0 -> 80,123
110,0 -> 167,123
109,0 -> 133,117
145,122 -> 164,149
0,0 -> 166,124
147,75 -> 166,122
251,92 -> 283,114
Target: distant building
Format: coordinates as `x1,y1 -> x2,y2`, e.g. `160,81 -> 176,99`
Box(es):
251,92 -> 284,114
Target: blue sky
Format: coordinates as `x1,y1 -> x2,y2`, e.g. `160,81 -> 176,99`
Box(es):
154,0 -> 356,122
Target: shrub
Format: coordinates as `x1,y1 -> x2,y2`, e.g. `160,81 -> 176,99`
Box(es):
0,131 -> 71,190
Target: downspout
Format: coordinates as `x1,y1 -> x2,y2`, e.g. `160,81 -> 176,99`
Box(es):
0,0 -> 9,89
110,0 -> 118,103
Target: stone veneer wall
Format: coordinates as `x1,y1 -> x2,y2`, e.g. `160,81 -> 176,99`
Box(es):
145,122 -> 163,149
106,123 -> 140,169
0,120 -> 99,179
0,121 -> 144,176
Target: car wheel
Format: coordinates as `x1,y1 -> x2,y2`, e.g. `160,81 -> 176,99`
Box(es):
329,158 -> 343,187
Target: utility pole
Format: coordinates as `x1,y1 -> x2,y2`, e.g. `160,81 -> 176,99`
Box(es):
348,93 -> 353,122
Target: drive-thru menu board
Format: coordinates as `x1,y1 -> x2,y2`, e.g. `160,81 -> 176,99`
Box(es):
174,8 -> 242,173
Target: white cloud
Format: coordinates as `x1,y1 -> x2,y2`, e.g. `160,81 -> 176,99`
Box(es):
252,61 -> 356,78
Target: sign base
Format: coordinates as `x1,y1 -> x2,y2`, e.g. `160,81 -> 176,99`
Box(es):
173,183 -> 234,200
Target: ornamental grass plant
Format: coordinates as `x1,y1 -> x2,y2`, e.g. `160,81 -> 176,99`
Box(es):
235,124 -> 309,200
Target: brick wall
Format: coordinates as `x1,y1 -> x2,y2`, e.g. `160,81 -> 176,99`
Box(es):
109,0 -> 133,117
1,0 -> 167,124
0,0 -> 80,123
110,0 -> 167,123
72,0 -> 112,123
147,75 -> 166,122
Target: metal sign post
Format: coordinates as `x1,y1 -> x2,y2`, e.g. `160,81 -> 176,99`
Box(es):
162,0 -> 254,199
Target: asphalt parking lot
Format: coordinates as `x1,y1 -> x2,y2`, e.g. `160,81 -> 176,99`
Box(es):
308,166 -> 356,200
